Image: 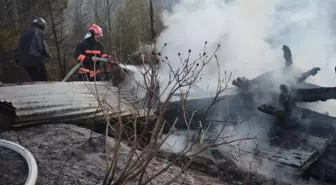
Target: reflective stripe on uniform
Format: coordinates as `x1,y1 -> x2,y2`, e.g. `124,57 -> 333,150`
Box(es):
78,67 -> 101,78
85,50 -> 101,54
77,54 -> 86,62
78,68 -> 90,73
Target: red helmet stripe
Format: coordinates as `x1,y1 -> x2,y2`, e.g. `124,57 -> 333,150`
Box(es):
88,24 -> 103,35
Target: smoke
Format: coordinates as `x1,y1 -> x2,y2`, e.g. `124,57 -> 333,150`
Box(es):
156,0 -> 336,183
156,0 -> 336,114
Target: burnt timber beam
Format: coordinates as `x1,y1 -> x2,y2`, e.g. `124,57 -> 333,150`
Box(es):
257,104 -> 286,118
295,87 -> 336,102
257,83 -> 336,131
231,77 -> 251,89
297,67 -> 321,83
283,45 -> 293,67
232,66 -> 321,90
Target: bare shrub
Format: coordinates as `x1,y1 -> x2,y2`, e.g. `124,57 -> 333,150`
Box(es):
80,40 -> 254,185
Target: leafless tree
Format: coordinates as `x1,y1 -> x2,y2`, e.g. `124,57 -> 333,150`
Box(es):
46,0 -> 71,78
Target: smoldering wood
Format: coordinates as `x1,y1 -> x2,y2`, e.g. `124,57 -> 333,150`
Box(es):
258,86 -> 336,121
163,45 -> 336,184
258,79 -> 336,119
232,77 -> 251,89
257,104 -> 286,118
294,87 -> 336,102
283,45 -> 293,67
297,67 -> 321,83
278,84 -> 296,115
232,66 -> 321,90
232,45 -> 295,89
232,44 -> 320,91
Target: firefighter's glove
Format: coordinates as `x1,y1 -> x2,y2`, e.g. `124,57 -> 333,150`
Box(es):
108,55 -> 114,62
92,56 -> 99,63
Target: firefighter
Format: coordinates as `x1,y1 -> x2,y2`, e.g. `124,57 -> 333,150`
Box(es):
74,24 -> 113,81
16,17 -> 52,81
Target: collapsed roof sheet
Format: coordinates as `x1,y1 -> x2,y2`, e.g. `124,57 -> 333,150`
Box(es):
253,134 -> 328,178
0,81 -> 152,127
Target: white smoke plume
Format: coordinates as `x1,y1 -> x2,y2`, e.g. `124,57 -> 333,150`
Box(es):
156,0 -> 336,115
157,0 -> 336,183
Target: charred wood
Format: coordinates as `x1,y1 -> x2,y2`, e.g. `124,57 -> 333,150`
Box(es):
259,84 -> 336,119
279,84 -> 296,114
232,67 -> 321,90
257,104 -> 286,118
232,76 -> 251,89
294,87 -> 336,102
283,45 -> 293,67
297,67 -> 321,83
304,139 -> 336,184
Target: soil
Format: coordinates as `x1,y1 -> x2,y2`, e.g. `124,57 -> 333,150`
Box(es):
0,123 -> 227,185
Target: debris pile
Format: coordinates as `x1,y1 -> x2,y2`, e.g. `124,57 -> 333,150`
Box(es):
1,45 -> 336,184
163,45 -> 336,184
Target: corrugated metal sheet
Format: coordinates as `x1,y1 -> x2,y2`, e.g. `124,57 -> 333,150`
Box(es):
0,81 -> 152,127
252,135 -> 328,177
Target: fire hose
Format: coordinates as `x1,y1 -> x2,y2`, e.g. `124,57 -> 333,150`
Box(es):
0,139 -> 38,185
62,58 -> 120,82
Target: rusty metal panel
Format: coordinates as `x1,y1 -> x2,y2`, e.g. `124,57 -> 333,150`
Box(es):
0,81 -> 150,127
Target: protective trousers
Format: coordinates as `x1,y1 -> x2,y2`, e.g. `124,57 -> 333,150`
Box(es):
23,62 -> 48,81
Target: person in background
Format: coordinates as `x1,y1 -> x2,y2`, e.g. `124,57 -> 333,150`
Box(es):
74,24 -> 113,81
16,17 -> 52,81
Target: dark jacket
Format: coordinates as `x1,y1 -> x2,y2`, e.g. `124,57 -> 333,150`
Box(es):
16,27 -> 51,66
74,38 -> 107,71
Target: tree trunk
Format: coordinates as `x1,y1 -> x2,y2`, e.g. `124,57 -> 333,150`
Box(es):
47,0 -> 64,78
106,0 -> 112,51
149,0 -> 156,40
94,0 -> 99,24
0,0 -> 4,27
12,0 -> 19,29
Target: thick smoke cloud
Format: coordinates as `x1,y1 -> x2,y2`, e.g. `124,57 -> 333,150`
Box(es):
157,0 -> 336,182
156,0 -> 336,115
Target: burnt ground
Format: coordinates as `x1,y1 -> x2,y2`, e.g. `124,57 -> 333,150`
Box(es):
0,147 -> 28,185
0,123 -> 313,185
0,123 -> 228,185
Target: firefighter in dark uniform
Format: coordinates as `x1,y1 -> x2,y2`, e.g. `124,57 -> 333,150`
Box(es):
16,17 -> 52,81
74,24 -> 113,81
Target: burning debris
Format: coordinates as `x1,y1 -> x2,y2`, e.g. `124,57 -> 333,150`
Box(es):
282,45 -> 293,67
1,43 -> 336,185
163,45 -> 336,185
